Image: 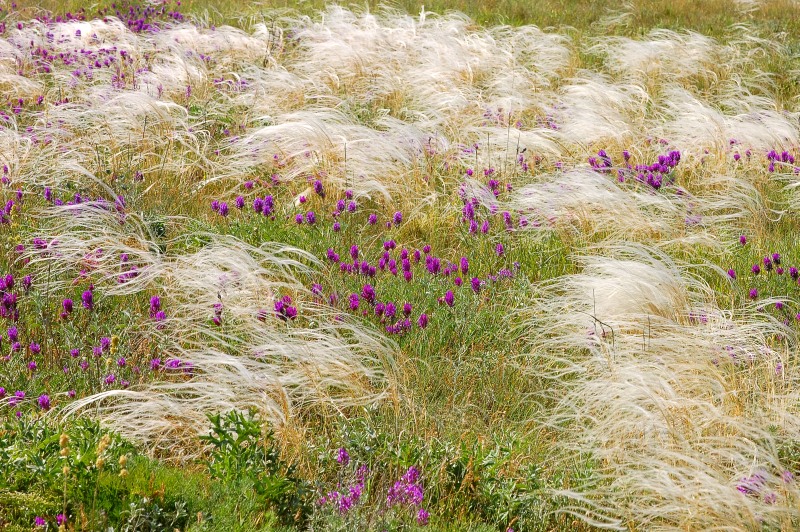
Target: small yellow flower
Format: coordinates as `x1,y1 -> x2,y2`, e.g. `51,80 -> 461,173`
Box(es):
97,434 -> 111,453
95,457 -> 106,469
110,335 -> 120,354
119,468 -> 128,478
59,447 -> 69,457
59,434 -> 69,448
62,466 -> 70,476
119,454 -> 128,467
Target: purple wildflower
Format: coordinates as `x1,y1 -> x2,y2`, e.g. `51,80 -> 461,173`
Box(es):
336,447 -> 350,466
81,290 -> 93,310
37,394 -> 50,410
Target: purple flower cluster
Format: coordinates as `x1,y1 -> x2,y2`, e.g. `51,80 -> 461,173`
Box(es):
766,149 -> 798,174
274,295 -> 298,321
318,450 -> 369,515
612,149 -> 681,189
736,469 -> 779,504
0,273 -> 20,320
387,466 -> 429,526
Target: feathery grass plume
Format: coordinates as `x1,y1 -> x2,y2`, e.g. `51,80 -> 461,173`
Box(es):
506,169 -> 755,247
218,108 -> 429,198
653,86 -> 800,155
551,74 -> 648,146
528,244 -> 800,529
592,30 -> 717,82
26,203 -> 395,455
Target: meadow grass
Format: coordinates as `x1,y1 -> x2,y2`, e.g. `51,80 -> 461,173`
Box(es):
2,0 -> 800,530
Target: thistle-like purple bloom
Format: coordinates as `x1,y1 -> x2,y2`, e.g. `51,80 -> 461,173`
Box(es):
62,298 -> 73,313
336,447 -> 350,466
306,211 -> 316,224
727,269 -> 736,279
150,295 -> 161,317
368,214 -> 378,225
362,284 -> 376,303
752,264 -> 761,275
444,291 -> 454,307
81,290 -> 93,310
37,394 -> 50,410
393,211 -> 403,225
471,278 -> 482,293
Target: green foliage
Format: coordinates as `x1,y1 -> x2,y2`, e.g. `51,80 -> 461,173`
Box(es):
200,410 -> 313,527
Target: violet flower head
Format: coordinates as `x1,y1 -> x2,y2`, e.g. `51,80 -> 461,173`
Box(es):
62,298 -> 73,313
727,269 -> 736,279
81,289 -> 93,310
368,213 -> 377,225
37,394 -> 50,410
336,447 -> 350,466
417,508 -> 430,526
150,295 -> 161,317
393,211 -> 403,225
444,290 -> 454,307
362,284 -> 376,303
471,277 -> 482,293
